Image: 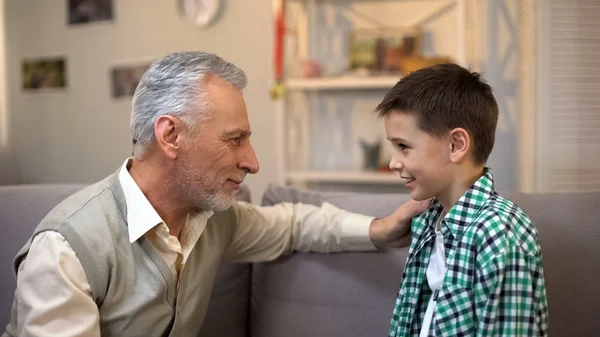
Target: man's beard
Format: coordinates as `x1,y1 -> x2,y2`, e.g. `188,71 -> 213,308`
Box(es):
175,163 -> 239,213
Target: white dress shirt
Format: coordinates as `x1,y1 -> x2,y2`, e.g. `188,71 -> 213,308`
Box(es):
14,159 -> 375,337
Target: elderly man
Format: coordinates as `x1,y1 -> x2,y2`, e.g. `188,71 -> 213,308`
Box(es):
4,52 -> 428,337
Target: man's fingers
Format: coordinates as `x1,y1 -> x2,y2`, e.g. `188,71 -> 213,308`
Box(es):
414,199 -> 431,214
399,199 -> 431,218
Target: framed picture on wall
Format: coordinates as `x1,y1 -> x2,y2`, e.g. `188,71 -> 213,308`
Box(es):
110,63 -> 151,99
68,0 -> 114,25
22,57 -> 67,91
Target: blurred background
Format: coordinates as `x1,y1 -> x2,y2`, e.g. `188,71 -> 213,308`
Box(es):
0,0 -> 598,203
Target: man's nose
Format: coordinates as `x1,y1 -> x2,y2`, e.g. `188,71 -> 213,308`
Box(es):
239,143 -> 259,174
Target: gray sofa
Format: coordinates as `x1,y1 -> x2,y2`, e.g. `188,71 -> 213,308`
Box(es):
0,184 -> 598,336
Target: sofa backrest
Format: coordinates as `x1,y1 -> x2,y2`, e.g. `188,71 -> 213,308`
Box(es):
0,183 -> 253,337
257,184 -> 600,337
0,184 -> 87,330
506,191 -> 600,337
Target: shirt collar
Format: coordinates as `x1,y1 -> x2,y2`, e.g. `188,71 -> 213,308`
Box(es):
425,167 -> 496,238
118,158 -> 164,243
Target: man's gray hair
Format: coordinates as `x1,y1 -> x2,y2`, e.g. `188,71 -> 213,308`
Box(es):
130,51 -> 247,156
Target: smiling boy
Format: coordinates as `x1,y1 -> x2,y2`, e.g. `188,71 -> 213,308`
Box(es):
378,64 -> 549,337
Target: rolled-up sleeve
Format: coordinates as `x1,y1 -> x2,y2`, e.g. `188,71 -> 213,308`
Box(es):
224,201 -> 376,263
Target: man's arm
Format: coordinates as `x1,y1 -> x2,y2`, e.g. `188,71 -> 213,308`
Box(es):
224,199 -> 429,263
13,232 -> 100,337
473,247 -> 549,336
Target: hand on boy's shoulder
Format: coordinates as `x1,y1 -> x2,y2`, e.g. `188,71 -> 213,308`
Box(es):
396,199 -> 432,220
369,199 -> 431,249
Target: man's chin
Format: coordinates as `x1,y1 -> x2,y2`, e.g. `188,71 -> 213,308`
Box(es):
208,193 -> 236,212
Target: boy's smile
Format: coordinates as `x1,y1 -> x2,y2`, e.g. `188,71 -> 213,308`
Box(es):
401,176 -> 416,187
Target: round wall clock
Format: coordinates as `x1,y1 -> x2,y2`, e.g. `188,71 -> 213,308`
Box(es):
178,0 -> 222,28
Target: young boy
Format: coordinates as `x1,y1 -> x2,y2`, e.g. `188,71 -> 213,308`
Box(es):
378,64 -> 548,337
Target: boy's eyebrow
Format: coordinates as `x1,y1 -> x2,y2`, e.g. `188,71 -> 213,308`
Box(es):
387,137 -> 409,143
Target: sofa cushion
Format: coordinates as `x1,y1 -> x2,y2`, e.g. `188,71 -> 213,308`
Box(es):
255,184 -> 412,337
256,184 -> 600,337
0,183 -> 252,337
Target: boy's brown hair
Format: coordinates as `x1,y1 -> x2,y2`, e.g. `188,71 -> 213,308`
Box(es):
375,63 -> 499,165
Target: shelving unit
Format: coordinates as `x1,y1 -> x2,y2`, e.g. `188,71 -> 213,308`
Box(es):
281,73 -> 402,188
285,75 -> 401,91
272,0 -> 468,190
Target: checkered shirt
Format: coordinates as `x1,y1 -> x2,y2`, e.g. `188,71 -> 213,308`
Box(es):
389,168 -> 549,336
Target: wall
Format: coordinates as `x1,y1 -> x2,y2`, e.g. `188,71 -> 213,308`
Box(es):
5,0 -> 275,203
0,0 -> 19,185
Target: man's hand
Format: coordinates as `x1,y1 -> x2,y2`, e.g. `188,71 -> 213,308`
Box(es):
369,199 -> 431,249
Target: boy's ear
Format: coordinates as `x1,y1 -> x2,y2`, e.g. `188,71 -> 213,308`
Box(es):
448,128 -> 471,164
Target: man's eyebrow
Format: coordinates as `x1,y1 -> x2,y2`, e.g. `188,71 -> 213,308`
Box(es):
223,128 -> 251,138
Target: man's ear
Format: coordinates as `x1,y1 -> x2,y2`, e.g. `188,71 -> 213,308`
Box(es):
154,115 -> 183,160
449,128 -> 471,164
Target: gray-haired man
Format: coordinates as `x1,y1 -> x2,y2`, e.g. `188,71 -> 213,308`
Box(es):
4,52 -> 428,337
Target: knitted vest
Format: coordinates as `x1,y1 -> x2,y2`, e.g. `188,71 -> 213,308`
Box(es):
4,172 -> 238,337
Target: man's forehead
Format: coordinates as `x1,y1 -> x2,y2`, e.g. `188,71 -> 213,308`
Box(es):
203,80 -> 249,118
205,76 -> 243,98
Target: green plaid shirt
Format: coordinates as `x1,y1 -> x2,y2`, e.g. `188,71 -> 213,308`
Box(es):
389,168 -> 548,336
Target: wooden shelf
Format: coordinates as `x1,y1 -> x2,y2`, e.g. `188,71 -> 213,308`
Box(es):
286,171 -> 404,184
285,75 -> 401,90
288,0 -> 444,2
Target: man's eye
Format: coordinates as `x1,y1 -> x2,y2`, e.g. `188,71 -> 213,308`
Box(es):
397,143 -> 408,150
232,137 -> 243,146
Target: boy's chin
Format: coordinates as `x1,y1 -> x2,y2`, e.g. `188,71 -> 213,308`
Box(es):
409,190 -> 434,202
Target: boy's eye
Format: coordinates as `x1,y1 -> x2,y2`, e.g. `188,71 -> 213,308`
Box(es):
396,143 -> 408,150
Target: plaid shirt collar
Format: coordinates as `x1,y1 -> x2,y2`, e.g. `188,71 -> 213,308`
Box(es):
423,167 -> 495,239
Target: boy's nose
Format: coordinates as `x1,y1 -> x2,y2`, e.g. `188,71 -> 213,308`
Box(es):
389,156 -> 403,172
